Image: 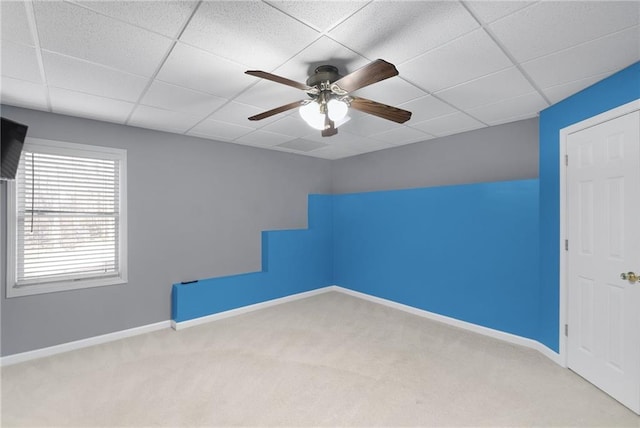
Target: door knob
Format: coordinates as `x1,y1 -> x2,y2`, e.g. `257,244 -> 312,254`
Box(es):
620,272 -> 639,283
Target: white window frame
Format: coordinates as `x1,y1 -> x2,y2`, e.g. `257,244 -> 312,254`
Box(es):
6,138 -> 127,298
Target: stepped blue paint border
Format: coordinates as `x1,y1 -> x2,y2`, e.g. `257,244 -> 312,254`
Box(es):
173,179 -> 541,344
538,61 -> 640,351
171,194 -> 333,323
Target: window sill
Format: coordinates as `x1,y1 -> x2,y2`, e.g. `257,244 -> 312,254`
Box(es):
6,276 -> 127,298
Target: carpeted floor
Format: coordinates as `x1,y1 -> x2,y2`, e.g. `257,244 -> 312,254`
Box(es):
2,291 -> 639,426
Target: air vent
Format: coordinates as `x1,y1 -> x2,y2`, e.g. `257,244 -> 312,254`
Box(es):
276,139 -> 329,152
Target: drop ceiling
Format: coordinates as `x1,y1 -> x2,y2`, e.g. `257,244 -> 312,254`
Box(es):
1,1 -> 638,159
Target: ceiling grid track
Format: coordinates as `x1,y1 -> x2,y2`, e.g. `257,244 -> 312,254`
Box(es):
397,73 -> 492,128
460,0 -> 552,107
65,0 -> 182,40
123,1 -> 204,125
374,14 -> 503,129
182,79 -> 264,137
24,0 -> 52,112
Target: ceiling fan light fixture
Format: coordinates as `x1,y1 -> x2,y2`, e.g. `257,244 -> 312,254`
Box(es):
327,98 -> 348,122
299,101 -> 325,130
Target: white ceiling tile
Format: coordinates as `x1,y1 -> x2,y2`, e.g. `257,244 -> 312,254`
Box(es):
351,76 -> 426,107
348,145 -> 397,157
72,1 -> 197,38
141,80 -> 227,117
128,105 -> 204,133
34,1 -> 172,76
1,76 -> 48,111
304,128 -> 353,144
1,41 -> 42,83
522,26 -> 640,89
260,114 -> 317,138
399,95 -> 459,123
188,119 -> 255,142
465,1 -> 536,24
411,112 -> 486,137
275,138 -> 330,153
542,72 -> 614,105
304,129 -> 372,150
467,92 -> 548,125
156,43 -> 255,99
274,37 -> 369,80
487,112 -> 540,127
49,87 -> 134,123
489,1 -> 640,62
370,126 -> 434,146
207,101 -> 279,129
305,144 -> 359,159
340,137 -> 395,153
42,52 -> 147,102
329,1 -> 478,63
1,1 -> 34,46
400,29 -> 513,92
435,67 -> 536,110
311,152 -> 349,159
234,80 -> 306,111
236,129 -> 295,147
267,1 -> 367,32
267,145 -> 304,156
179,1 -> 320,69
342,110 -> 402,137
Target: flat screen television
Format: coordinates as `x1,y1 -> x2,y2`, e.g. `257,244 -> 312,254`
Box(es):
1,117 -> 28,180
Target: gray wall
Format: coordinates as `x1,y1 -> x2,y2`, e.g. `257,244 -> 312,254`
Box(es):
331,118 -> 539,194
0,105 -> 332,356
1,108 -> 539,356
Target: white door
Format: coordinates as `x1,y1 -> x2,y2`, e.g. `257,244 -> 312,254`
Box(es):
566,109 -> 640,414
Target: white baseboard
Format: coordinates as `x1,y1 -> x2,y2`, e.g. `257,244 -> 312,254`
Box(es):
172,286 -> 336,331
0,320 -> 172,367
532,340 -> 564,366
331,286 -> 562,366
1,285 -> 562,368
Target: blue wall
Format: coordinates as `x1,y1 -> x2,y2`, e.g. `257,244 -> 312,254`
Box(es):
172,194 -> 333,322
538,62 -> 640,351
332,180 -> 540,340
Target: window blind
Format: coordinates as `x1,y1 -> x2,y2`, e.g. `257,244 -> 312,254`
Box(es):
16,151 -> 120,285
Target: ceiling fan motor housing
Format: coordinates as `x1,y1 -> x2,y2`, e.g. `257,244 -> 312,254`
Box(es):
306,65 -> 342,88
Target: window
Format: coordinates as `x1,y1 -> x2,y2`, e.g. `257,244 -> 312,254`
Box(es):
6,138 -> 127,297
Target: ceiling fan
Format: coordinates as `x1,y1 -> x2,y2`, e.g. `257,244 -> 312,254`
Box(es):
245,59 -> 412,137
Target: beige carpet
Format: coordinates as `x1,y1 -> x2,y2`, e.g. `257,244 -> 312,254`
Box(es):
2,291 -> 639,427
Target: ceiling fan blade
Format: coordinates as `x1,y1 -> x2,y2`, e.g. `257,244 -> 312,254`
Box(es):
332,59 -> 399,93
322,115 -> 337,137
245,70 -> 312,91
248,100 -> 305,121
350,97 -> 412,124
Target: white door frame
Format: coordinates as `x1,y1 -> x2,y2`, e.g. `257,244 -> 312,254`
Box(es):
559,99 -> 640,368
